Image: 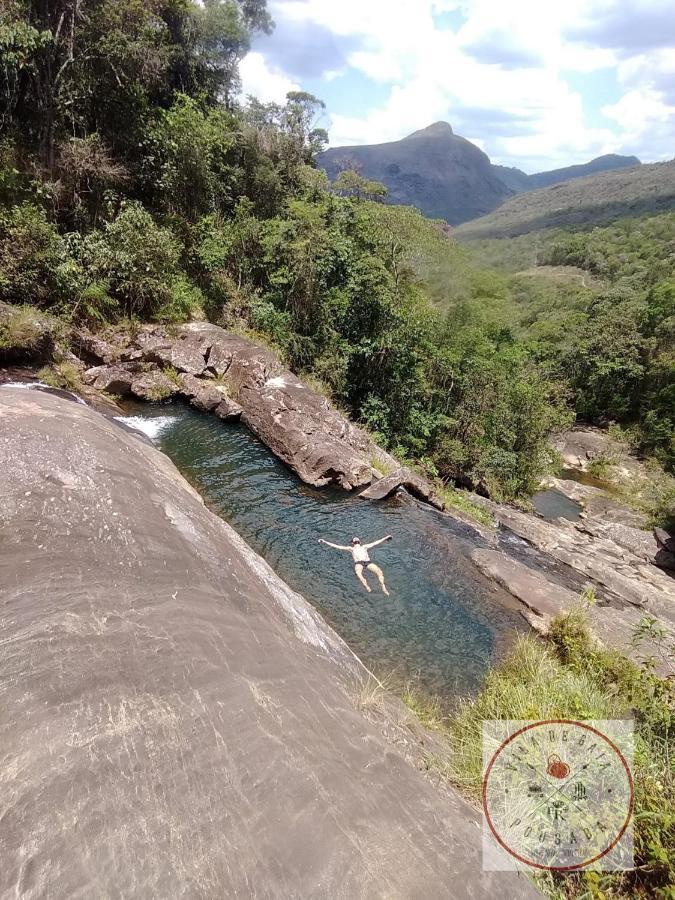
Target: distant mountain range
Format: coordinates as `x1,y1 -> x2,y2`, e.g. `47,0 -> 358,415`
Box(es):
318,122 -> 641,225
454,160 -> 675,240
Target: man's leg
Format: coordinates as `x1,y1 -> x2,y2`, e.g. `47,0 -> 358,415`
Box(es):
354,564 -> 371,592
368,564 -> 390,596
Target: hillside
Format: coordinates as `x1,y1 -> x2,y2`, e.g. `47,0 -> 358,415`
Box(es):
527,153 -> 641,189
454,161 -> 675,239
319,123 -> 640,224
319,122 -> 513,225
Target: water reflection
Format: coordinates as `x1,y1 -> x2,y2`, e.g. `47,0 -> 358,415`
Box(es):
119,403 -> 526,701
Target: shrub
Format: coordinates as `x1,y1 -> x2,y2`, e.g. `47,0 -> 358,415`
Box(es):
436,608 -> 674,899
0,304 -> 59,362
37,360 -> 84,392
0,204 -> 67,307
156,276 -> 205,323
82,202 -> 181,318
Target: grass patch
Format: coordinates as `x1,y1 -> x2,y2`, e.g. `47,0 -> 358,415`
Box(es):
587,452 -> 620,481
352,673 -> 393,714
369,454 -> 396,477
586,453 -> 675,530
424,607 -> 674,899
439,485 -> 495,528
0,305 -> 59,361
37,361 -> 84,392
400,685 -> 447,731
162,365 -> 183,387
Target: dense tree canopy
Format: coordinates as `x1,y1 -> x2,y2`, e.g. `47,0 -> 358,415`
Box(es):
0,0 -> 671,500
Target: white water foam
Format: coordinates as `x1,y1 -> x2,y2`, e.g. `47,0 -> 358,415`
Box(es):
1,381 -> 88,404
115,415 -> 179,441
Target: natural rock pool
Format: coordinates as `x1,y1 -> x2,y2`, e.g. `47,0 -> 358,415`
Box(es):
119,402 -> 526,700
531,487 -> 582,522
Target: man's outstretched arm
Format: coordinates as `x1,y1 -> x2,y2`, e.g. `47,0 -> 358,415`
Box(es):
318,539 -> 351,551
364,535 -> 393,549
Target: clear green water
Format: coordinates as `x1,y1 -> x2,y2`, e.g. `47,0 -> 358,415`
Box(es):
119,403 -> 526,700
532,488 -> 582,522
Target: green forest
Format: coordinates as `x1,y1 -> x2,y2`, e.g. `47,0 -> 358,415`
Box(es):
1,0 -> 673,502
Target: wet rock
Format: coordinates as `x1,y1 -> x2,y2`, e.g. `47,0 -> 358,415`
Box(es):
472,548 -> 673,669
214,397 -> 243,420
359,469 -> 446,511
0,387 -> 537,899
475,496 -> 675,639
130,369 -> 178,401
84,364 -> 135,395
472,550 -> 577,632
654,528 -> 675,572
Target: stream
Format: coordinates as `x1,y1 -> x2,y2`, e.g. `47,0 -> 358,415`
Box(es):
119,401 -> 527,701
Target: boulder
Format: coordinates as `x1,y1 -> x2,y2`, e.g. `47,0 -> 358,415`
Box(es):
654,528 -> 675,572
183,327 -> 379,489
82,322 -> 418,494
83,364 -> 135,395
0,387 -> 538,899
71,329 -> 119,366
215,397 -> 243,420
130,369 -> 178,401
0,302 -> 58,364
359,469 -> 446,511
176,372 -> 227,412
147,337 -> 208,376
240,374 -> 373,489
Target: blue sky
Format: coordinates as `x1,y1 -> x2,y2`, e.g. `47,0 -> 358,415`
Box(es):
240,0 -> 675,173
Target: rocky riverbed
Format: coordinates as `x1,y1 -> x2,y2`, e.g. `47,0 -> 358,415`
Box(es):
16,318 -> 675,667
0,387 -> 539,898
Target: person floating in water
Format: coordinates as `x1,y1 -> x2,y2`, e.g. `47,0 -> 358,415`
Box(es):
318,534 -> 392,595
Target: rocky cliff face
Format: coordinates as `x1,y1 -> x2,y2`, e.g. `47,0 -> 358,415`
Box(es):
77,322 -> 401,492
0,388 -> 537,898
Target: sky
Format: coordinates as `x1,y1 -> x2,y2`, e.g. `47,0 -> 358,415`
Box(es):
239,0 -> 675,173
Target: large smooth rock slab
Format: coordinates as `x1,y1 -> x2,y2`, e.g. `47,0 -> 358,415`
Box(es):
0,388 -> 538,899
142,324 -> 387,490
552,427 -> 618,470
472,550 -> 578,632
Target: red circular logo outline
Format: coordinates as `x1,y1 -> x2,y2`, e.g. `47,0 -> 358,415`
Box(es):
481,719 -> 634,872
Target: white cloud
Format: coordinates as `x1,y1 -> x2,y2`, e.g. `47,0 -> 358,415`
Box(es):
246,0 -> 675,170
239,52 -> 300,104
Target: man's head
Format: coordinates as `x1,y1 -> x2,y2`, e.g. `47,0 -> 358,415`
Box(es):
351,537 -> 361,545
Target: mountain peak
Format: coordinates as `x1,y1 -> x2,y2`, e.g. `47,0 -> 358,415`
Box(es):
404,121 -> 454,140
